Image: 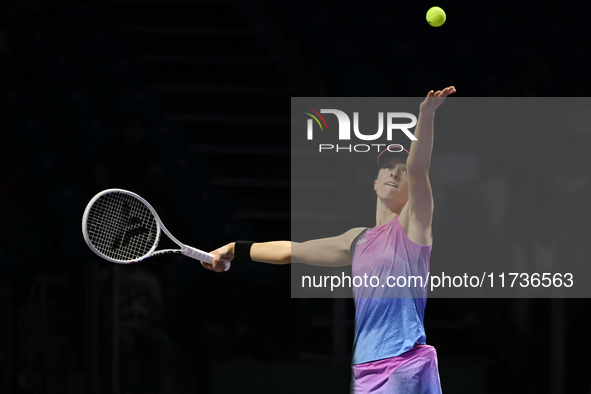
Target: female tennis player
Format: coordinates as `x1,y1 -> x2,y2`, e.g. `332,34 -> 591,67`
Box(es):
203,86 -> 456,393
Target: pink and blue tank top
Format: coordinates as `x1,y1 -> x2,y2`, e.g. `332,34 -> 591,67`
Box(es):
351,216 -> 432,365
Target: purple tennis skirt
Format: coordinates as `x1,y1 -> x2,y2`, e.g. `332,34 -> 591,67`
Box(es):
351,344 -> 442,394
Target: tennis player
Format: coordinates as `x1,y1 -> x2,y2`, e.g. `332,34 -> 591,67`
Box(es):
203,87 -> 456,393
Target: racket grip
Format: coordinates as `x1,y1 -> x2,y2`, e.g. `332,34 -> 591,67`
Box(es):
182,246 -> 231,271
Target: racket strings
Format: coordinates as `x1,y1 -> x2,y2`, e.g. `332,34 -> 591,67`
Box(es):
86,192 -> 158,261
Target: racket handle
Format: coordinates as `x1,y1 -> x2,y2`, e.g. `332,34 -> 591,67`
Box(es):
182,246 -> 231,271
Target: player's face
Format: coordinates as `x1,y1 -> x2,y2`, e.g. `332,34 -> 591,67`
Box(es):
374,158 -> 409,204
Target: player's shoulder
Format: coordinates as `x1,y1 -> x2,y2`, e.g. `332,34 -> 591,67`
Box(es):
341,227 -> 369,249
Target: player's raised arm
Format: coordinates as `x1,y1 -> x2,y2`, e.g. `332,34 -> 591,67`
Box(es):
203,228 -> 366,272
405,87 -> 456,242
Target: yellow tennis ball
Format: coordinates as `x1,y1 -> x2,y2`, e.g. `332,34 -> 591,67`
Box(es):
426,6 -> 446,27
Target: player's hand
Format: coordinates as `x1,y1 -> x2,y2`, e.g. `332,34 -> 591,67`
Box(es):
419,86 -> 456,114
201,242 -> 235,272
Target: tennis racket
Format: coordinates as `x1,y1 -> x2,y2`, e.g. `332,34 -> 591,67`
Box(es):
82,188 -> 230,271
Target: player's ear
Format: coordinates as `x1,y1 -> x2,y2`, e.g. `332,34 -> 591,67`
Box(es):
374,179 -> 377,191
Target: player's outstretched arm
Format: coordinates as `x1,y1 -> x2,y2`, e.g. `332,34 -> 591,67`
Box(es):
408,87 -> 456,172
203,228 -> 366,272
292,227 -> 366,266
405,87 -> 455,244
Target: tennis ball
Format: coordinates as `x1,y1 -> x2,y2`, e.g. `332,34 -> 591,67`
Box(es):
426,6 -> 446,27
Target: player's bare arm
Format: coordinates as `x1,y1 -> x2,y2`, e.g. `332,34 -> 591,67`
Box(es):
204,227 -> 366,272
401,86 -> 456,245
291,227 -> 366,266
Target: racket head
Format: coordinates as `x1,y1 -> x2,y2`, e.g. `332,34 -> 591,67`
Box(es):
82,189 -> 161,264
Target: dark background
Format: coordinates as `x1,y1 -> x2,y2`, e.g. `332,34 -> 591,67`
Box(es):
0,0 -> 590,393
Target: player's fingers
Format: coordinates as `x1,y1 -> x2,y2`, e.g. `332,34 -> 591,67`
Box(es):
211,252 -> 228,272
443,90 -> 456,98
200,261 -> 213,270
217,260 -> 228,272
212,259 -> 222,271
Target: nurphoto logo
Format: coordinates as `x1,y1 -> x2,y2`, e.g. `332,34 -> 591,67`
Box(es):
303,108 -> 417,153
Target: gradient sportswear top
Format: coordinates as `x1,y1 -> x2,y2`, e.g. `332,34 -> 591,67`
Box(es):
351,216 -> 432,365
